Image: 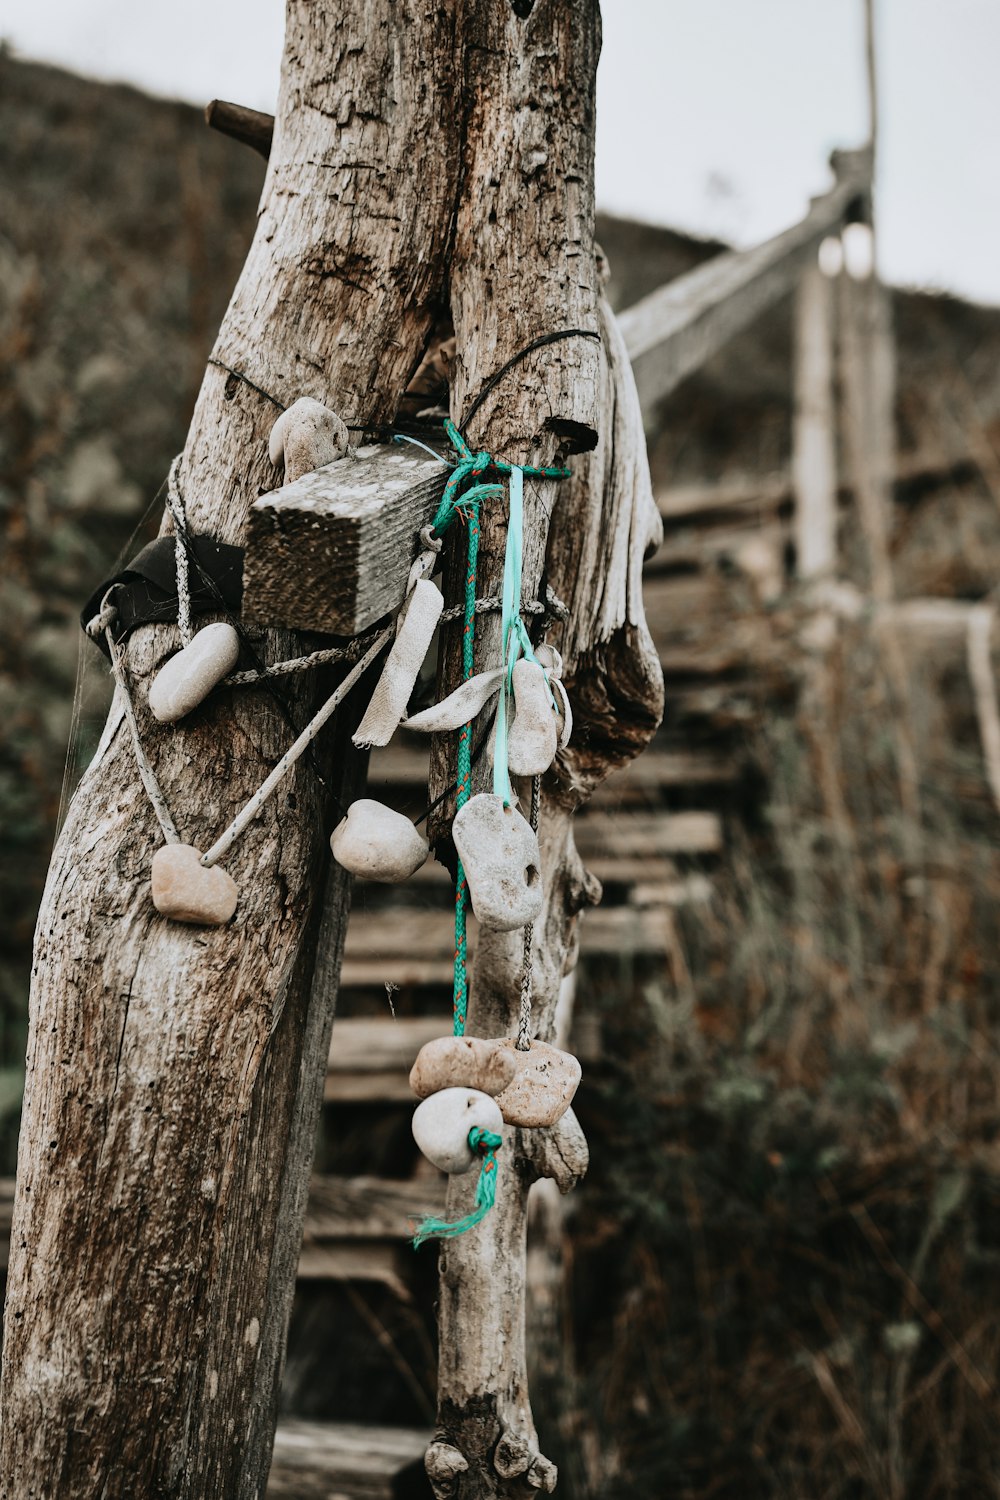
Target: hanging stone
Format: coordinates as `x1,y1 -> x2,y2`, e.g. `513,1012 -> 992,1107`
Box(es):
506,659 -> 558,777
330,799 -> 429,882
411,1087 -> 504,1175
148,622 -> 240,723
151,843 -> 238,926
451,792 -> 542,932
409,1036 -> 517,1100
404,668 -> 504,733
268,396 -> 350,484
352,579 -> 444,749
493,1039 -> 581,1128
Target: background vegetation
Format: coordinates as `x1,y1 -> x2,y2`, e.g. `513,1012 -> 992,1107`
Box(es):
3,52 -> 1000,1498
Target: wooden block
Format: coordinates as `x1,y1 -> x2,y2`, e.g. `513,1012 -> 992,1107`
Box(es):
243,443 -> 448,636
268,1420 -> 431,1499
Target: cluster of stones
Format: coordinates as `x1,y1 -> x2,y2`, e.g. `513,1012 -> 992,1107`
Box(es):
142,396 -> 571,957
409,1033 -> 582,1175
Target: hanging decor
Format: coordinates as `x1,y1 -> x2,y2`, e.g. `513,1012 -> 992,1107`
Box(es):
80,399 -> 583,1242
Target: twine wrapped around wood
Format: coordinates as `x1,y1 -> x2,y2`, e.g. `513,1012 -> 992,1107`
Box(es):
352,579 -> 444,748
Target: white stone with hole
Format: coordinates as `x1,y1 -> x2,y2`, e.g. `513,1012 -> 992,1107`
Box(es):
494,1039 -> 581,1127
411,1087 -> 504,1174
148,622 -> 240,723
409,1036 -> 518,1100
151,843 -> 238,926
451,792 -> 542,931
506,659 -> 558,777
330,799 -> 428,882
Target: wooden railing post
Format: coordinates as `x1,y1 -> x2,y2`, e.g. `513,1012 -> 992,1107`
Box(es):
792,261 -> 838,579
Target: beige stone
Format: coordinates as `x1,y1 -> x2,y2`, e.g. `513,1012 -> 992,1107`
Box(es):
268,396 -> 349,483
409,1036 -> 517,1100
148,622 -> 240,723
150,843 -> 238,926
494,1039 -> 581,1127
411,1087 -> 504,1175
451,792 -> 542,931
506,659 -> 558,776
330,799 -> 428,882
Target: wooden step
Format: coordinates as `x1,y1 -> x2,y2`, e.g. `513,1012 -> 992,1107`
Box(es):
0,1176 -> 443,1298
368,744 -> 739,800
325,1008 -> 611,1105
340,900 -> 685,990
268,1420 -> 431,1499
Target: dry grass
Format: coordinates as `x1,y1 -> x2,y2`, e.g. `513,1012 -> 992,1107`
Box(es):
566,609 -> 1000,1500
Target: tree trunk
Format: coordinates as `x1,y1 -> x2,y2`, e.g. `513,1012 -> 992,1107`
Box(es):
0,4 -> 462,1494
422,7 -> 664,1490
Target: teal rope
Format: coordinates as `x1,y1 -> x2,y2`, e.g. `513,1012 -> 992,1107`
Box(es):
395,421 -> 570,1038
411,1127 -> 503,1248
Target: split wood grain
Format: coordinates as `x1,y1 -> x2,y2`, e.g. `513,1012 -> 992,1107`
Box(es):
0,4 -> 465,1496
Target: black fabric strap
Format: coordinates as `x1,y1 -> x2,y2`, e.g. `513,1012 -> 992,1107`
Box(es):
81,535 -> 244,658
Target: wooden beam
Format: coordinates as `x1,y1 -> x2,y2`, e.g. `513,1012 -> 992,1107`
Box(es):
793,265 -> 838,577
268,1421 -> 430,1500
204,100 -> 274,159
617,160 -> 869,415
243,444 -> 448,636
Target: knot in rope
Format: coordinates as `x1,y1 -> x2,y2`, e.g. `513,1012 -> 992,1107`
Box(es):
468,1126 -> 503,1156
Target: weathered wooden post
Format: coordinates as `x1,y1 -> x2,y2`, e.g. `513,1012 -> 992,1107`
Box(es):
0,4 -> 464,1494
792,261 -> 838,579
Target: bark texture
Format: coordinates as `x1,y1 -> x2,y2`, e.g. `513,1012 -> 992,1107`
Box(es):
0,4 -> 463,1495
424,5 -> 664,1494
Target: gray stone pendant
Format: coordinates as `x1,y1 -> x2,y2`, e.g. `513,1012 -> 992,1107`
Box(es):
451,792 -> 542,931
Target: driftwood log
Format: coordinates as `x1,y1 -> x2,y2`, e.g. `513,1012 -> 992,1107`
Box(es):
423,7 -> 663,1497
0,3 -> 463,1494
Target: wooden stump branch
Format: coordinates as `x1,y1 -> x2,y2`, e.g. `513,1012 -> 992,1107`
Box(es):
0,4 -> 464,1494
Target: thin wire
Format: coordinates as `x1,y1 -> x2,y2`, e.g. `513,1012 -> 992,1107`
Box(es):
459,327 -> 602,437
207,356 -> 288,411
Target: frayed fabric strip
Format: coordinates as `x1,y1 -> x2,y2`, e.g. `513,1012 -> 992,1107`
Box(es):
404,668 -> 504,733
353,579 -> 444,749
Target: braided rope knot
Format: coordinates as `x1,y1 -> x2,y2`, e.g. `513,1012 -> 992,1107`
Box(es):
468,1126 -> 503,1156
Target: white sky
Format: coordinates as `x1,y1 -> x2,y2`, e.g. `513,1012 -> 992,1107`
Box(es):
4,0 -> 998,306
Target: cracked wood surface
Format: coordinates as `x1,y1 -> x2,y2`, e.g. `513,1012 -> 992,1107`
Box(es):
0,4 -> 463,1495
424,4 -> 664,1497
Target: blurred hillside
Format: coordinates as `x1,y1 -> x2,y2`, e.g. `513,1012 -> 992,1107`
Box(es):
3,52 -> 1000,1498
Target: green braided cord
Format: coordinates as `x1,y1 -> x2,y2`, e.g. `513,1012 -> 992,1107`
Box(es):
395,420 -> 569,1034
411,1127 -> 503,1248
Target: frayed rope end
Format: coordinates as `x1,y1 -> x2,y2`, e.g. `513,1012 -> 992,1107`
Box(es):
412,1127 -> 502,1249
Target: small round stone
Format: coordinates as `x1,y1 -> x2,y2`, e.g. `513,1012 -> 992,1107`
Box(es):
411,1087 -> 504,1175
148,622 -> 240,724
330,799 -> 428,882
494,1040 -> 581,1128
409,1036 -> 518,1100
151,844 -> 238,926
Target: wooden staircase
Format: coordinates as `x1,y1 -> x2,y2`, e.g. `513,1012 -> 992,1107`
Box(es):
258,509 -> 770,1490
